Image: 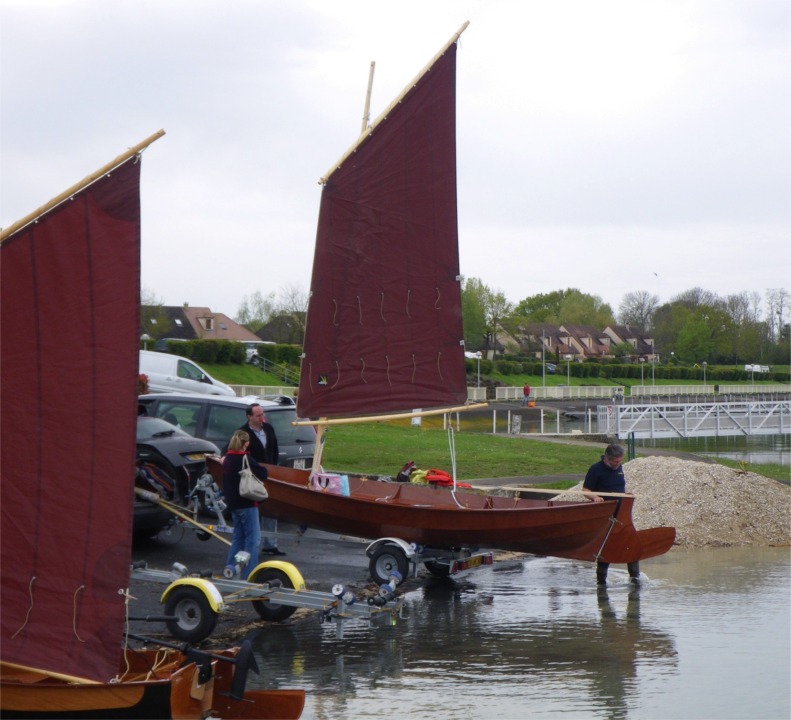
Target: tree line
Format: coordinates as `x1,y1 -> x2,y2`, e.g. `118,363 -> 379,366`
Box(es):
143,281 -> 789,367
462,281 -> 790,366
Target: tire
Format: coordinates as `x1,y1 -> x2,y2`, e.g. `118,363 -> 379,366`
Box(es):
369,544 -> 408,585
164,586 -> 218,643
424,560 -> 452,578
248,567 -> 298,622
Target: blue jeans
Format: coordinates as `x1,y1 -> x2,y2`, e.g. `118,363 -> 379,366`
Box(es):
261,515 -> 278,550
226,507 -> 261,577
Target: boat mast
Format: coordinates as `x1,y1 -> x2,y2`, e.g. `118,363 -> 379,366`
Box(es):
361,61 -> 376,134
320,21 -> 470,184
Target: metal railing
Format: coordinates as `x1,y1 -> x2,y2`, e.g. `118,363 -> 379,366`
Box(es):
250,356 -> 300,385
497,383 -> 789,401
230,385 -> 296,398
496,385 -> 625,401
631,384 -> 716,397
598,400 -> 791,439
718,384 -> 790,395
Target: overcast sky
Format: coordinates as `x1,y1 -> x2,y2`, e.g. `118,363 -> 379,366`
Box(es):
2,0 -> 789,321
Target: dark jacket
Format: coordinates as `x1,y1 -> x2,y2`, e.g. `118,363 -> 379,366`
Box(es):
222,451 -> 268,511
583,456 -> 626,494
223,422 -> 279,465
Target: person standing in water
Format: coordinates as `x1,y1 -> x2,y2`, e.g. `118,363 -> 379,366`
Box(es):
583,443 -> 641,586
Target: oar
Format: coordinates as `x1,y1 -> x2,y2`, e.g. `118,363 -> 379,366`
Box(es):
468,483 -> 636,499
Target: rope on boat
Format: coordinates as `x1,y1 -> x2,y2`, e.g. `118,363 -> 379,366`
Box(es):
448,425 -> 465,509
72,585 -> 86,642
11,576 -> 37,639
118,587 -> 133,681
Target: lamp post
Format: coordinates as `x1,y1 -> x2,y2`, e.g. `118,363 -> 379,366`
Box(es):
541,330 -> 546,387
140,333 -> 151,350
476,352 -> 481,389
639,357 -> 645,384
565,354 -> 572,386
702,361 -> 707,385
651,357 -> 655,386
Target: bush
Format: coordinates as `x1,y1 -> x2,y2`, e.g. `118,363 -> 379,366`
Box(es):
276,344 -> 302,365
257,344 -> 278,362
160,340 -> 245,365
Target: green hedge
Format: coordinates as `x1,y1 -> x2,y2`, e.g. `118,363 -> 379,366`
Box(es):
162,339 -> 245,364
256,343 -> 302,365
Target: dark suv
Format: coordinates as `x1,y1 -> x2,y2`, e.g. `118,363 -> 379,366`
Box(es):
133,415 -> 220,536
138,392 -> 315,470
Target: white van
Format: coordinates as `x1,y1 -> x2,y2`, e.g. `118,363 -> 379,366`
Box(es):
139,351 -> 236,397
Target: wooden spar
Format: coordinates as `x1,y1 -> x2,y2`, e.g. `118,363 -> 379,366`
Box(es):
0,660 -> 101,685
309,422 -> 328,477
0,129 -> 166,243
293,402 -> 487,427
134,488 -> 231,546
468,484 -> 637,499
319,21 -> 470,184
360,61 -> 376,134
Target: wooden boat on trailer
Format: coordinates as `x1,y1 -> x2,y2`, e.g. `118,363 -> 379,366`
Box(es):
0,136 -> 304,719
209,458 -> 675,569
202,23 -> 675,580
207,24 -> 674,577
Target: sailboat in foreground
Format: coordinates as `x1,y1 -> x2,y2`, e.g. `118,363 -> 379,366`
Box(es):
218,24 -> 675,573
0,134 -> 304,719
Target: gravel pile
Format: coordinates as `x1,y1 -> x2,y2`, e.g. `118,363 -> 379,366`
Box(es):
567,456 -> 790,547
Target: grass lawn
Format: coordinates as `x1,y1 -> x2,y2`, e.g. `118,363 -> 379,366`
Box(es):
200,363 -> 788,483
319,421 -> 789,485
201,363 -> 291,388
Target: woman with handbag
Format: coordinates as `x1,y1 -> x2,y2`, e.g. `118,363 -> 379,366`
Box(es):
222,430 -> 268,578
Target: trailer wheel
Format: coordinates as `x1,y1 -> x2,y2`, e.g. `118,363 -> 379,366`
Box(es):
196,489 -> 229,519
249,567 -> 298,622
424,560 -> 452,578
369,544 -> 408,585
164,586 -> 218,643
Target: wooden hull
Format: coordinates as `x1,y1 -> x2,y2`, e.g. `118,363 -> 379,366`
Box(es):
0,647 -> 305,720
209,459 -> 674,562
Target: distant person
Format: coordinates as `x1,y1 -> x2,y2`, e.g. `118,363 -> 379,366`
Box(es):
582,443 -> 641,587
226,403 -> 285,556
222,430 -> 265,577
522,383 -> 531,406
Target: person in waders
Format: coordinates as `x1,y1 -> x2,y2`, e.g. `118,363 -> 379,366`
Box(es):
583,443 -> 641,587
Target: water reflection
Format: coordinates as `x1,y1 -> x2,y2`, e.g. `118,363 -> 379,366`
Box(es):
247,549 -> 789,719
249,556 -> 687,719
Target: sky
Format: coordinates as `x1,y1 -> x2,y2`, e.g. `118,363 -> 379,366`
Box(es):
1,0 -> 789,321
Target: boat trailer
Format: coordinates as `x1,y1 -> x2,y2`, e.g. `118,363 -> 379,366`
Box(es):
130,558 -> 403,643
365,538 -> 494,585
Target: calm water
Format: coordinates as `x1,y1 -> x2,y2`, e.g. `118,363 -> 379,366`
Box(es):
249,547 -> 790,720
514,413 -> 791,467
641,434 -> 791,468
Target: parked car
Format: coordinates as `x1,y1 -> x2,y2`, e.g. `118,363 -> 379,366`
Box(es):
133,415 -> 220,536
241,340 -> 275,362
137,392 -> 315,470
139,350 -> 235,396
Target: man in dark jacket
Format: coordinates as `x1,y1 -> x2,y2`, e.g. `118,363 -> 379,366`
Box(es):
230,403 -> 284,556
583,443 -> 640,586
